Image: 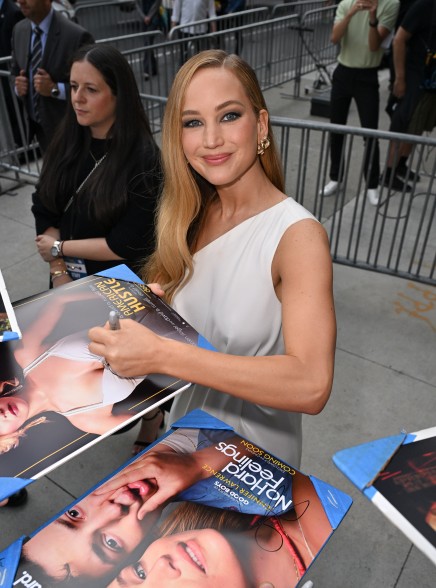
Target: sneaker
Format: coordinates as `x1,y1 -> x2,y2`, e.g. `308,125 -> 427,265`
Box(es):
320,180 -> 339,197
396,164 -> 420,183
381,173 -> 412,193
366,188 -> 379,206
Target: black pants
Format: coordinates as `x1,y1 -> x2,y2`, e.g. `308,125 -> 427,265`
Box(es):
329,64 -> 380,189
142,26 -> 158,76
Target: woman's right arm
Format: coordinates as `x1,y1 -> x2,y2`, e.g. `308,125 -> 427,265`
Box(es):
88,220 -> 336,415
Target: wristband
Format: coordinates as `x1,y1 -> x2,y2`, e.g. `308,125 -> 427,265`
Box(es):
369,18 -> 379,27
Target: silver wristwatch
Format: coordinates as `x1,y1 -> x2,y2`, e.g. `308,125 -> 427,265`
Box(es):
51,240 -> 62,258
51,84 -> 60,98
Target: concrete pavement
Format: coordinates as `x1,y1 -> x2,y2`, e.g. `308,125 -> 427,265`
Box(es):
0,73 -> 435,587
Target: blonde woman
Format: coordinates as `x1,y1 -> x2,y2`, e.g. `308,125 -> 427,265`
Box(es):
89,50 -> 336,468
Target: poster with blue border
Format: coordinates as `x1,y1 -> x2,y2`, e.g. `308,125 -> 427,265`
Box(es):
333,426 -> 436,564
1,410 -> 352,588
0,265 -> 214,502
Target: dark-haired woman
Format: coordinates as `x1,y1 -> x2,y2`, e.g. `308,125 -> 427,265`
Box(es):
32,43 -> 161,287
31,43 -> 163,454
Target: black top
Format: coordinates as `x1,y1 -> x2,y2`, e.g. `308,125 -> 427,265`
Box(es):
401,0 -> 436,72
32,137 -> 162,276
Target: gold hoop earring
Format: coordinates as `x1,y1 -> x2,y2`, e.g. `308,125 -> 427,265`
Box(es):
257,136 -> 271,156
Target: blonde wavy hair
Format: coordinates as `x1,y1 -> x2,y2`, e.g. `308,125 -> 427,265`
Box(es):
0,416 -> 48,455
143,50 -> 285,302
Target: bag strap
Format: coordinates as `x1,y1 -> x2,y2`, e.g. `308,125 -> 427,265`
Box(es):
63,153 -> 107,214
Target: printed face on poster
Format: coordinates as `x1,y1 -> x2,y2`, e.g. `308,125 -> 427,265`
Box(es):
11,424 -> 342,588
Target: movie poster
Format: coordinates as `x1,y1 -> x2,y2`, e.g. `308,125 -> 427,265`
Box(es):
373,435 -> 436,549
0,268 -> 205,492
3,410 -> 352,588
334,427 -> 436,565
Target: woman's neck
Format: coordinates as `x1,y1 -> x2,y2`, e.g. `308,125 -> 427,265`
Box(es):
22,380 -> 53,417
215,170 -> 284,221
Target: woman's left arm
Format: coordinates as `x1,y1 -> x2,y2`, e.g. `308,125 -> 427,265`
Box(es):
89,220 -> 336,414
35,235 -> 123,262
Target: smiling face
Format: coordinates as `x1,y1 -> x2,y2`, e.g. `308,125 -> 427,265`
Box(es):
181,67 -> 268,191
107,529 -> 251,588
70,60 -> 117,139
24,480 -> 159,581
0,396 -> 29,436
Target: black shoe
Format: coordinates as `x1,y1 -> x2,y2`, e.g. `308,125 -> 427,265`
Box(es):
396,164 -> 420,183
2,488 -> 28,507
381,173 -> 412,193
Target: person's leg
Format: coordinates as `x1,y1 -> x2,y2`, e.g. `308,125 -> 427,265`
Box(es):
142,24 -> 154,78
132,407 -> 165,456
384,74 -> 423,190
354,68 -> 380,189
329,64 -> 353,182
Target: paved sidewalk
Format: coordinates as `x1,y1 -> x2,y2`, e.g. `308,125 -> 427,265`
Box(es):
0,74 -> 435,587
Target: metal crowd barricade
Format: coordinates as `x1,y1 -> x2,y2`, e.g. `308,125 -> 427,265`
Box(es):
167,7 -> 269,39
269,116 -> 436,285
74,0 -> 144,40
1,50 -> 435,284
98,30 -> 166,53
109,13 -> 302,130
125,86 -> 436,285
271,0 -> 337,18
0,63 -> 41,190
75,3 -> 269,41
292,5 -> 337,97
122,13 -> 303,99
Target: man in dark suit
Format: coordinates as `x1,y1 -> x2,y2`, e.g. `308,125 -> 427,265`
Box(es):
0,0 -> 25,148
11,0 -> 94,152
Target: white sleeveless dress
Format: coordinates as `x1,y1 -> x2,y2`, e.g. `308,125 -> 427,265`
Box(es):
169,198 -> 317,467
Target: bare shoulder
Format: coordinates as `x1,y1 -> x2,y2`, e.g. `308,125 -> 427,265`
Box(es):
272,219 -> 332,290
277,218 -> 330,262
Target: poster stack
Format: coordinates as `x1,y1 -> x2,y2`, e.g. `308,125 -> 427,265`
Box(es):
1,409 -> 353,587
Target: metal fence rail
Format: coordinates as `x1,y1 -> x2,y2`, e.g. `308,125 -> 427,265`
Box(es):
1,5 -> 434,285
117,13 -> 303,104
271,0 -> 336,18
293,6 -> 337,96
75,2 -> 269,41
168,7 -> 269,39
75,1 -> 145,39
269,117 -> 436,285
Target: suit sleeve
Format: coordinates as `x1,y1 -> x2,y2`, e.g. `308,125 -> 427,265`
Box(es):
10,26 -> 22,78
